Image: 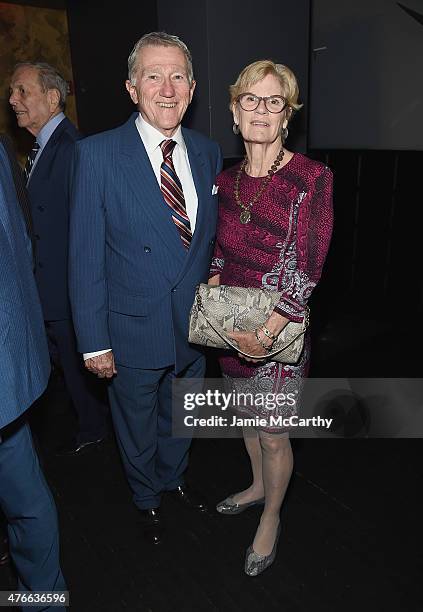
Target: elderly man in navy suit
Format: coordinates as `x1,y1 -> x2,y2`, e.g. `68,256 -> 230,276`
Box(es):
69,32 -> 222,544
9,62 -> 107,455
0,141 -> 66,607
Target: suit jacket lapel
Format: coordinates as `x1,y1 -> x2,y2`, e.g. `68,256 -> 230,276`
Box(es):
118,116 -> 186,264
176,129 -> 210,279
27,118 -> 69,187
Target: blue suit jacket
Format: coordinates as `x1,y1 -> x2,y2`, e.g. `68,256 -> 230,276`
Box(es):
28,117 -> 82,321
0,143 -> 50,430
69,114 -> 222,373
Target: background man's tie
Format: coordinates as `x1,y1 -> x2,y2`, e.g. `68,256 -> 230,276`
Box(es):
24,140 -> 40,183
160,139 -> 192,249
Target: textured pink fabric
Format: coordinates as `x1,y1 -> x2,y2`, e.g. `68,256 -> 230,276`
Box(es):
210,152 -> 333,381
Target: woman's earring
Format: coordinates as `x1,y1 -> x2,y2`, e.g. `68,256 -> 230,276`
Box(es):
282,127 -> 289,141
232,123 -> 240,135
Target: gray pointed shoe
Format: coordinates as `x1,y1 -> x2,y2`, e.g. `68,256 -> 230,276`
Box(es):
244,523 -> 281,576
216,494 -> 265,515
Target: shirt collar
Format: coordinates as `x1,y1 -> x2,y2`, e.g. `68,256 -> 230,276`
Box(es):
135,113 -> 186,156
36,112 -> 65,149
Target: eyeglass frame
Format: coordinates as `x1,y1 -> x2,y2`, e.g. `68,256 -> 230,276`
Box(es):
236,93 -> 289,114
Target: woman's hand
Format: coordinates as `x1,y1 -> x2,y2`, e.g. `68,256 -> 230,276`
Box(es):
208,274 -> 220,286
227,330 -> 270,363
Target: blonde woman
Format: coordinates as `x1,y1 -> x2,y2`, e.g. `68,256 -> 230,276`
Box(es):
209,60 -> 333,575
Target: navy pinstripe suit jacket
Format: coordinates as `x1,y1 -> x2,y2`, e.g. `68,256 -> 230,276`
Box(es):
69,114 -> 222,373
0,143 -> 50,430
0,134 -> 34,258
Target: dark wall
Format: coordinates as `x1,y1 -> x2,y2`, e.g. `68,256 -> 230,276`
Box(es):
309,148 -> 423,317
158,0 -> 310,157
66,0 -> 158,135
158,2 -> 210,141
310,0 -> 423,150
66,0 -> 310,147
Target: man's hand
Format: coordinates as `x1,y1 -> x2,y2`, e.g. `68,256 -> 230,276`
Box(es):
85,351 -> 117,378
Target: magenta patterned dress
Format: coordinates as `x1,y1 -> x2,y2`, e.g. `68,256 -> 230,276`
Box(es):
209,153 -> 333,432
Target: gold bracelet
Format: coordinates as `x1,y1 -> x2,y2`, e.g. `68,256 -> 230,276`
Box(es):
254,328 -> 273,352
261,324 -> 277,341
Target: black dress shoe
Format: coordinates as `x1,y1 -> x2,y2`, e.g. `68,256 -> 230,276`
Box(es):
139,508 -> 164,545
55,437 -> 104,456
168,485 -> 208,512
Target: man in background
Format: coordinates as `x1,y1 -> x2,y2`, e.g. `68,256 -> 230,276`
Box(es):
0,140 -> 66,606
0,132 -> 35,569
9,62 -> 108,455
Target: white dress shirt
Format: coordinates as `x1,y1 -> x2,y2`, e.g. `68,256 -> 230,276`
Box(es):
135,113 -> 198,230
84,114 -> 198,360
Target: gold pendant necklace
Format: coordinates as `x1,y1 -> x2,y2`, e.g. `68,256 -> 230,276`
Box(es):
234,148 -> 284,224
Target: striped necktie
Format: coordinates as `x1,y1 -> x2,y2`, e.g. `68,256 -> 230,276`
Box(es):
24,140 -> 40,182
160,139 -> 192,249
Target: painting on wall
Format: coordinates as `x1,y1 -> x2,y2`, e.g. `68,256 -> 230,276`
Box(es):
0,1 -> 77,158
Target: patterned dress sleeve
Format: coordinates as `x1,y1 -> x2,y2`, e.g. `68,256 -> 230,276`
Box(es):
274,165 -> 333,322
209,237 -> 225,278
209,182 -> 225,278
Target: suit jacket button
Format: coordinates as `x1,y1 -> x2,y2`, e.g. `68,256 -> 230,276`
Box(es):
37,205 -> 45,212
171,288 -> 176,293
144,246 -> 151,253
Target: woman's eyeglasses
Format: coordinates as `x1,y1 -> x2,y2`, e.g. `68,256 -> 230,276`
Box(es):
237,93 -> 288,113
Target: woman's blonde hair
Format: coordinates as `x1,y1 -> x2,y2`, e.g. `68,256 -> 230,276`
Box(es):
229,59 -> 302,117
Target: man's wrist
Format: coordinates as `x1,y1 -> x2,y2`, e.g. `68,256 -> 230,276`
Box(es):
83,349 -> 112,360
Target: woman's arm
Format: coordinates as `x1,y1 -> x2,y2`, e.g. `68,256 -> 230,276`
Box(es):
232,165 -> 333,362
208,273 -> 220,286
229,310 -> 290,360
273,165 -> 333,322
209,236 -> 224,283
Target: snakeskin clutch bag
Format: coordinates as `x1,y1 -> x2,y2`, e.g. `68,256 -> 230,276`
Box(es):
188,284 -> 309,364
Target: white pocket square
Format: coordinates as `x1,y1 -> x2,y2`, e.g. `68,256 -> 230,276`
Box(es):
212,185 -> 219,195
